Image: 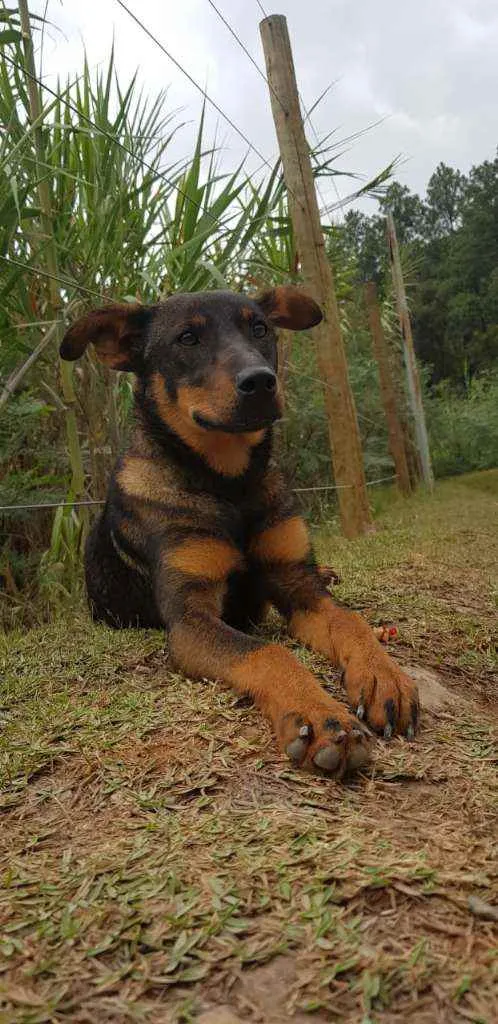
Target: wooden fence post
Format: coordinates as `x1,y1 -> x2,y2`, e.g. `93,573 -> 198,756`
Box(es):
382,314 -> 423,489
260,14 -> 372,538
386,212 -> 434,490
364,281 -> 411,494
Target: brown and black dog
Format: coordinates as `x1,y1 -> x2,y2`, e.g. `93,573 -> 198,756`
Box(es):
60,286 -> 419,777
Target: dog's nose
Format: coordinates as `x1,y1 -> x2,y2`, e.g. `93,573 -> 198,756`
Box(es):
236,367 -> 277,397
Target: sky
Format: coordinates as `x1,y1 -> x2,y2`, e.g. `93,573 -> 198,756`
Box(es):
31,0 -> 498,217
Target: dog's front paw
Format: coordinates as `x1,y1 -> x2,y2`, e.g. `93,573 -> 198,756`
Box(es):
344,652 -> 419,739
277,697 -> 372,778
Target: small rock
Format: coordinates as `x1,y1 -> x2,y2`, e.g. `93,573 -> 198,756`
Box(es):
401,663 -> 466,712
468,895 -> 498,922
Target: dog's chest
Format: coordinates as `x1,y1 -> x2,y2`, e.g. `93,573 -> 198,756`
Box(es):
211,496 -> 268,557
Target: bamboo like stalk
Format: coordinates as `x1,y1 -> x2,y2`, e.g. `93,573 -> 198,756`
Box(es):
17,0 -> 87,512
0,319 -> 61,410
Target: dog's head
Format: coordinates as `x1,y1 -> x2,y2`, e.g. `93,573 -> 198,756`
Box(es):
60,287 -> 322,436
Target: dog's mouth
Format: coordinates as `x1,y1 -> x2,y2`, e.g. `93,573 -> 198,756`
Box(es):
192,410 -> 280,434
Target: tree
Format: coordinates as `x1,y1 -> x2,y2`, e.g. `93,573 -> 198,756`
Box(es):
341,209 -> 385,283
379,182 -> 426,244
342,152 -> 498,386
425,162 -> 467,237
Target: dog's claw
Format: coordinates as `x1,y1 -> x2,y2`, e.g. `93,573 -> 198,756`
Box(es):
313,746 -> 342,773
356,702 -> 365,720
406,724 -> 415,740
384,723 -> 393,740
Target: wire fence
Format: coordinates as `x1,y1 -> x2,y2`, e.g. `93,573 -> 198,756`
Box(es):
0,254 -> 109,303
114,0 -> 330,222
115,0 -> 278,177
206,0 -> 288,118
0,474 -> 397,515
1,0 -> 348,313
2,51 -> 225,229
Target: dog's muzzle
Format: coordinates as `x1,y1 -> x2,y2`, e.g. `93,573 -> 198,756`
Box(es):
193,365 -> 282,433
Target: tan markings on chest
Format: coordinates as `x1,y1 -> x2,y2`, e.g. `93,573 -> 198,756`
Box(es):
166,538 -> 244,580
250,515 -> 310,563
117,455 -> 179,504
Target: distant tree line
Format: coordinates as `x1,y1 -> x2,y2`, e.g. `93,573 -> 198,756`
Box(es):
337,152 -> 498,386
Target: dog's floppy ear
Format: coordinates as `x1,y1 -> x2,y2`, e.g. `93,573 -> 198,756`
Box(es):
255,285 -> 322,331
59,303 -> 153,371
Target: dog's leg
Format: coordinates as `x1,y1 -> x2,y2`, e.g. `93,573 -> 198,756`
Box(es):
250,515 -> 420,739
155,535 -> 371,776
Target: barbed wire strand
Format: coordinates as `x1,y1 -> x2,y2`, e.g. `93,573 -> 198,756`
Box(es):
293,475 -> 396,493
9,319 -> 61,329
0,499 -> 106,511
252,0 -> 337,221
283,362 -> 379,427
0,475 -> 397,513
0,254 -> 109,302
205,0 -> 288,117
2,51 -> 233,231
115,0 -> 277,176
2,52 -> 297,307
204,0 -> 332,223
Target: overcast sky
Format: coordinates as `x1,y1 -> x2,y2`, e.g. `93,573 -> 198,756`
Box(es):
31,0 -> 498,216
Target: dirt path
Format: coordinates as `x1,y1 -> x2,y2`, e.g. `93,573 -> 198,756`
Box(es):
1,473 -> 497,1022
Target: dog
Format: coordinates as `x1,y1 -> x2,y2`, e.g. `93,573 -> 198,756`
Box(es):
60,285 -> 419,777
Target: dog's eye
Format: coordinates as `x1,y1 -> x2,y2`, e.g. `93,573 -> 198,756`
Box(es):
178,330 -> 198,346
252,320 -> 267,339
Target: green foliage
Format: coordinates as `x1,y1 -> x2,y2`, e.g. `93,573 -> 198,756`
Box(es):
426,371 -> 498,478
282,205 -> 498,495
341,153 -> 498,385
425,163 -> 467,236
280,330 -> 392,492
